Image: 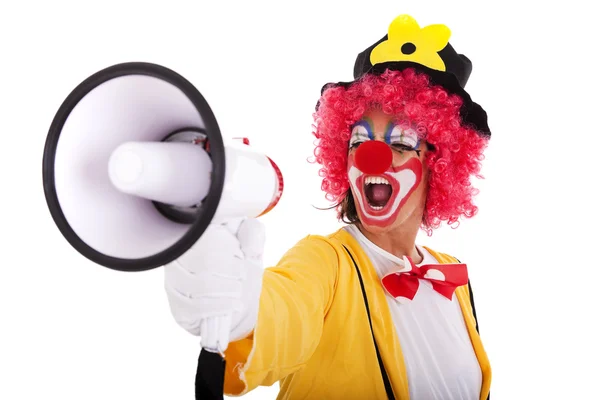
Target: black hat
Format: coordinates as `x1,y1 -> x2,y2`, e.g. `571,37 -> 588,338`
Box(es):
319,14 -> 490,138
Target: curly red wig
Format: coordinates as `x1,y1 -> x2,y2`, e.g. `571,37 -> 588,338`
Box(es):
311,68 -> 489,233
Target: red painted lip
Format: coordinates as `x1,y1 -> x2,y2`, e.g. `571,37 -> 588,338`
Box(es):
389,160 -> 417,173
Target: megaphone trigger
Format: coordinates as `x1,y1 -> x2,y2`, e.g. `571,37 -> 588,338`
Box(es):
232,137 -> 250,145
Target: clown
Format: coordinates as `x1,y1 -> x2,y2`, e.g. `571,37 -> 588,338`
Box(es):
164,14 -> 492,400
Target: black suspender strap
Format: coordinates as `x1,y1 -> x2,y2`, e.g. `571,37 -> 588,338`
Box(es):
458,259 -> 490,400
195,348 -> 226,400
467,280 -> 480,333
343,245 -> 396,400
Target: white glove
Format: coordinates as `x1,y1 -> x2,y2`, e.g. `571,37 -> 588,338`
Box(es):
164,218 -> 265,353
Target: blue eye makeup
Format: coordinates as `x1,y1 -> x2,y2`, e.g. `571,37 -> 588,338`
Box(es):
349,119 -> 374,148
348,119 -> 422,156
385,123 -> 421,153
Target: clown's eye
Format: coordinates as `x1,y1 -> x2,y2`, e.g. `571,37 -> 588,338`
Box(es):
392,143 -> 414,151
389,125 -> 419,151
349,124 -> 370,149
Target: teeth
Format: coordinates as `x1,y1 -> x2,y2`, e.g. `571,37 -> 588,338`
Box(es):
371,205 -> 384,211
365,176 -> 390,185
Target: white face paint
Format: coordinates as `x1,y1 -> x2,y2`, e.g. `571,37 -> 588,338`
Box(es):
388,124 -> 421,153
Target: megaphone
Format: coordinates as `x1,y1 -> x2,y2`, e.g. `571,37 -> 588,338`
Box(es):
42,62 -> 283,273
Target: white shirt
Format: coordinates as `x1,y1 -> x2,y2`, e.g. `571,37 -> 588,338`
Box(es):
343,224 -> 482,400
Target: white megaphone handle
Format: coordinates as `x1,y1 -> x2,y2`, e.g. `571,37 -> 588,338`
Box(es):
200,314 -> 233,355
200,216 -> 245,355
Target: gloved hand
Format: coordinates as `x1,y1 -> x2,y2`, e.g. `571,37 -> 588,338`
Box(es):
164,218 -> 265,353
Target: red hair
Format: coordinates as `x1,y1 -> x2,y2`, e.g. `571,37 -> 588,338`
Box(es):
311,68 -> 489,233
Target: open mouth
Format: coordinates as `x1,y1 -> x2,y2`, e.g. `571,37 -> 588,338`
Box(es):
364,176 -> 393,210
347,158 -> 422,225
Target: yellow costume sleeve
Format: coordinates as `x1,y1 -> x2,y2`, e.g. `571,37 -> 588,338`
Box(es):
223,235 -> 339,396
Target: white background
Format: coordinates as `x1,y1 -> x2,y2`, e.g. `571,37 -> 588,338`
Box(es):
1,0 -> 598,399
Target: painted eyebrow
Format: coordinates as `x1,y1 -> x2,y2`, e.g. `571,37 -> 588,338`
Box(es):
350,120 -> 375,141
383,121 -> 395,144
384,122 -> 421,148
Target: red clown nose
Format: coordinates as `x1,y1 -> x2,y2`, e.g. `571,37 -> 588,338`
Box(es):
354,140 -> 393,174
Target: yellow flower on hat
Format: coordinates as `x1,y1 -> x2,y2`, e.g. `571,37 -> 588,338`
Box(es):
370,14 -> 451,71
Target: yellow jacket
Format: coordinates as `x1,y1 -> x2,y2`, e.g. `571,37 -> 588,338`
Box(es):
223,228 -> 491,399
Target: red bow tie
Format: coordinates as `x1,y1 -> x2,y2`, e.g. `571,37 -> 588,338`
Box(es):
381,256 -> 468,303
